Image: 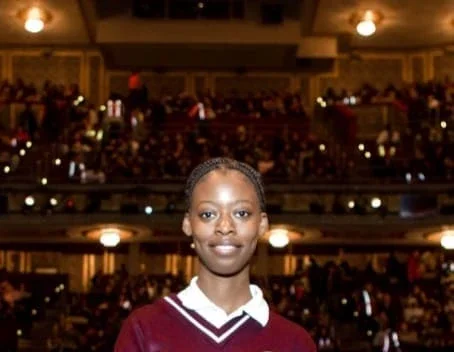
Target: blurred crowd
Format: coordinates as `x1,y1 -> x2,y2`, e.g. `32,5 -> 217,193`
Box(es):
42,251 -> 454,352
0,76 -> 452,185
0,269 -> 37,352
322,78 -> 454,124
126,70 -> 309,120
0,77 -> 453,352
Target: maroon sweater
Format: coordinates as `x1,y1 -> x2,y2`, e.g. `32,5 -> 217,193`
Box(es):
115,294 -> 316,351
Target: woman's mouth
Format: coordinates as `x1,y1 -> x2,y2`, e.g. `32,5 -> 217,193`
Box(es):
210,244 -> 241,256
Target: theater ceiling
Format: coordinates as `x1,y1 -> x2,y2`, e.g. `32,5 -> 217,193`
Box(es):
0,1 -> 453,54
313,0 -> 454,49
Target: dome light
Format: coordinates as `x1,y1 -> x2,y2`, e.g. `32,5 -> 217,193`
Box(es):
350,10 -> 383,37
25,7 -> 44,33
268,228 -> 289,248
100,228 -> 121,248
356,19 -> 376,37
17,7 -> 52,34
441,230 -> 454,250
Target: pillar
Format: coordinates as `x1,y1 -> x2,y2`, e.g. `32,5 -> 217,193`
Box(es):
255,242 -> 269,277
128,243 -> 141,276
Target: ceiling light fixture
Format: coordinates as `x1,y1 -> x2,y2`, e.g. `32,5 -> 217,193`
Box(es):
268,228 -> 289,248
440,230 -> 454,250
350,10 -> 383,37
17,6 -> 52,34
100,228 -> 121,248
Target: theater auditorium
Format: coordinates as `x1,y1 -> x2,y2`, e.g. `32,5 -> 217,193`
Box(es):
0,1 -> 453,351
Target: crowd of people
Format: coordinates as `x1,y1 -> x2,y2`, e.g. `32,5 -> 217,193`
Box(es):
0,251 -> 452,351
39,251 -> 454,352
0,269 -> 43,351
0,77 -> 452,185
0,77 -> 453,351
322,78 -> 454,124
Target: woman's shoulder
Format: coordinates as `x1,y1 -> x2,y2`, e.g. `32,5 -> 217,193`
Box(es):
127,296 -> 174,324
268,310 -> 306,332
115,297 -> 176,351
268,310 -> 316,351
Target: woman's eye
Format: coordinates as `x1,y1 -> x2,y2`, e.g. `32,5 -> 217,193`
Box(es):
200,211 -> 215,219
236,210 -> 250,218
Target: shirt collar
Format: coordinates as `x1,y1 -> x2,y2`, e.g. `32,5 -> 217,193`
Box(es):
177,276 -> 269,327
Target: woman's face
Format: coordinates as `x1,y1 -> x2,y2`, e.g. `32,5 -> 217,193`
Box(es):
183,170 -> 268,278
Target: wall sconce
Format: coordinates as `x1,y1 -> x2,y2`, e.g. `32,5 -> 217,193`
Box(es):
17,7 -> 52,34
350,10 -> 383,37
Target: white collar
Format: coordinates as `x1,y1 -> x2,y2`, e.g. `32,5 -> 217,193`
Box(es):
177,276 -> 269,328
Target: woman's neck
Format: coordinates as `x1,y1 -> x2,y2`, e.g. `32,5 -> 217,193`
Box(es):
196,270 -> 252,314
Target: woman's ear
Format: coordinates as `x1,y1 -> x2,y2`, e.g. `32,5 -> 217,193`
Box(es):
258,213 -> 269,237
182,213 -> 192,237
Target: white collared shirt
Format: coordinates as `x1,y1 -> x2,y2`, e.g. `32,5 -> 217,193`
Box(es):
177,277 -> 269,329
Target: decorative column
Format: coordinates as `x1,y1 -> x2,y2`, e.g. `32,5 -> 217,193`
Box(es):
127,243 -> 141,276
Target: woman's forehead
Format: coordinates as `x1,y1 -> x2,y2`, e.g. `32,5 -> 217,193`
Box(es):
198,169 -> 252,185
192,169 -> 257,198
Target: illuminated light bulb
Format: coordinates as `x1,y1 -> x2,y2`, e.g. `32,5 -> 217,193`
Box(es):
24,7 -> 44,33
100,228 -> 121,247
441,230 -> 454,249
268,229 -> 289,248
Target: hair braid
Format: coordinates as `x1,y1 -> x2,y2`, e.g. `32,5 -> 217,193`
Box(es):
184,157 -> 266,211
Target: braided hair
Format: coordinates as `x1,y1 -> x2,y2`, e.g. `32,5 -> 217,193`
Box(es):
184,157 -> 266,211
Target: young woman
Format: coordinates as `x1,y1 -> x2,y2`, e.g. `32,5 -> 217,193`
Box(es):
115,158 -> 316,351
